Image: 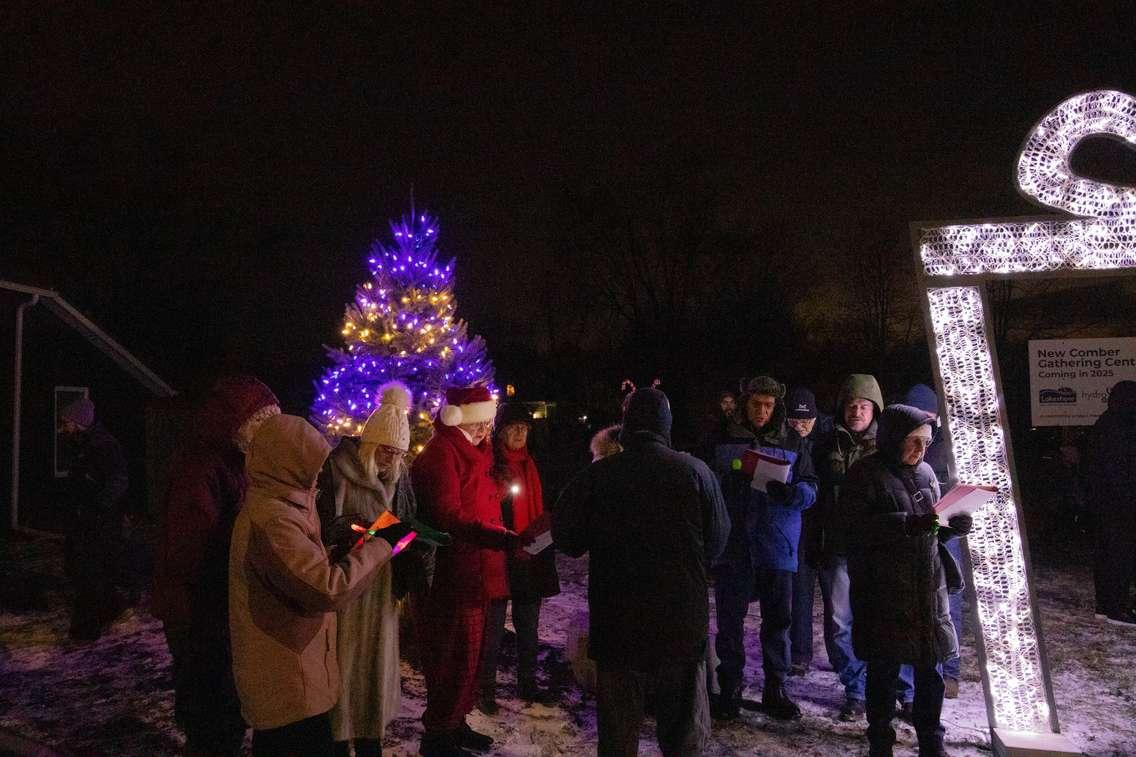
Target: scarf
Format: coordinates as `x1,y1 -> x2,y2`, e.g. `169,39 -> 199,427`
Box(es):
498,444 -> 544,533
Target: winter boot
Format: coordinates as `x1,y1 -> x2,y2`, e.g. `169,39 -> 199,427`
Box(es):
419,732 -> 472,757
838,697 -> 865,722
457,721 -> 493,752
519,678 -> 556,705
477,693 -> 499,715
762,684 -> 802,721
710,678 -> 742,721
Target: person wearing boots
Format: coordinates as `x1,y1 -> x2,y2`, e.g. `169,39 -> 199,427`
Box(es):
152,376 -> 280,755
229,414 -> 412,757
708,376 -> 817,722
784,385 -> 833,679
844,404 -> 972,757
554,388 -> 729,756
479,402 -> 560,713
411,386 -> 521,757
813,373 -> 884,721
59,396 -> 130,642
317,382 -> 419,757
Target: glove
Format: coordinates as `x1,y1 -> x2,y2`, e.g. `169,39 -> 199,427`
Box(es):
947,514 -> 973,535
908,512 -> 940,534
765,481 -> 792,502
372,522 -> 417,549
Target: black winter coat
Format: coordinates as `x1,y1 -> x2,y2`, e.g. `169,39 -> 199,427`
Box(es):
67,422 -> 129,515
553,389 -> 730,669
844,406 -> 960,666
1084,407 -> 1136,524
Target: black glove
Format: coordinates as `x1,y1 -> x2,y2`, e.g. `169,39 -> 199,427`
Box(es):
908,512 -> 940,534
765,481 -> 792,502
372,522 -> 417,550
947,514 -> 973,535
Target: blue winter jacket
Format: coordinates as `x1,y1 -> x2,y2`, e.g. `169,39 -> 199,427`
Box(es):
710,416 -> 817,573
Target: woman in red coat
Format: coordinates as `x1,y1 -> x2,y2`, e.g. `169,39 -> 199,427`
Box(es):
410,386 -> 520,757
478,402 -> 560,712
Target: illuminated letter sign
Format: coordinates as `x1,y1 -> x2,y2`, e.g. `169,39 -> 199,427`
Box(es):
913,90 -> 1136,755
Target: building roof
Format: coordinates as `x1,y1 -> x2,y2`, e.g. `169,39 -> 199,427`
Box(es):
1,280 -> 176,398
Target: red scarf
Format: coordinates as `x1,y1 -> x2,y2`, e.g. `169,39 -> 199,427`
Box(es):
498,444 -> 544,533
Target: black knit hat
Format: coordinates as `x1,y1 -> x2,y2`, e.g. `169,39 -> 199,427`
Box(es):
494,402 -> 532,430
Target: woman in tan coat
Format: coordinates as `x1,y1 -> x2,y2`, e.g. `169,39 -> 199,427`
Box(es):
316,382 -> 417,757
228,414 -> 412,757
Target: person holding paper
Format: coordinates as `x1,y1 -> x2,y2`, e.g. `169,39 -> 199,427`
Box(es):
553,388 -> 729,756
411,386 -> 521,757
842,404 -> 972,757
228,414 -> 411,757
478,402 -> 560,712
708,375 -> 817,722
315,382 -> 420,757
811,373 -> 884,721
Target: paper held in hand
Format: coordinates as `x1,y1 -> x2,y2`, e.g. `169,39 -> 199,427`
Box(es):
740,449 -> 792,493
934,484 -> 997,521
521,511 -> 553,555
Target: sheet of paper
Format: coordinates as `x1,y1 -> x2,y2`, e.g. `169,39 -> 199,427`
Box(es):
934,484 -> 997,520
523,529 -> 554,555
750,453 -> 792,493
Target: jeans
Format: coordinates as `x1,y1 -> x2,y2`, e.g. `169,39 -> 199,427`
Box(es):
819,557 -> 866,700
479,598 -> 541,696
715,566 -> 793,691
790,560 -> 817,666
252,712 -> 333,757
597,659 -> 710,757
866,661 -> 945,754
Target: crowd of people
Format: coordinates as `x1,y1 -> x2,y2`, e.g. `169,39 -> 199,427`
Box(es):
52,372 -> 1136,757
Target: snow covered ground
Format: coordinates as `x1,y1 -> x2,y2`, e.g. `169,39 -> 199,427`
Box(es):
1,532 -> 1133,756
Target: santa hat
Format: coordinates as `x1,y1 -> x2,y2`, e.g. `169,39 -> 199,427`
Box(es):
439,385 -> 497,427
361,382 -> 412,451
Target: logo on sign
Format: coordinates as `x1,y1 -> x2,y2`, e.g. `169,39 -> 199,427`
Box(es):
1039,387 -> 1077,404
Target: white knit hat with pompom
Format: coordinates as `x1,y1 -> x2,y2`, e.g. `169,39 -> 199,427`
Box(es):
361,382 -> 412,451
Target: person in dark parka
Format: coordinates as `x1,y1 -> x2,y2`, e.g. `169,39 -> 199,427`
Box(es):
60,397 -> 130,642
708,376 -> 818,722
844,404 -> 972,757
1084,380 -> 1136,627
554,388 -> 729,757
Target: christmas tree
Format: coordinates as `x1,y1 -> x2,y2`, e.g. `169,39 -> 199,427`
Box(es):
311,211 -> 496,454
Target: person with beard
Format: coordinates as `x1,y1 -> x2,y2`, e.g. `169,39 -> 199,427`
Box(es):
843,404 -> 972,757
152,376 -> 280,755
554,388 -> 729,755
316,382 -> 420,757
1084,380 -> 1136,627
58,396 -> 130,642
813,374 -> 884,721
709,376 -> 817,722
229,415 -> 412,757
411,386 -> 521,757
478,402 -> 560,712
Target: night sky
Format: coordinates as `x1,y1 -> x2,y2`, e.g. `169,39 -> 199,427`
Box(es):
4,5 -> 1135,409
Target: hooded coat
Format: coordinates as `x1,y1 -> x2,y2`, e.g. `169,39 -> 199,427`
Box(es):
709,397 -> 818,575
228,415 -> 393,730
811,374 -> 884,560
316,437 -> 411,741
844,405 -> 960,665
553,388 -> 730,668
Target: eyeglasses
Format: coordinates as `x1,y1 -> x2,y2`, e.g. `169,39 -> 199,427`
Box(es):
375,445 -> 407,458
906,437 -> 933,449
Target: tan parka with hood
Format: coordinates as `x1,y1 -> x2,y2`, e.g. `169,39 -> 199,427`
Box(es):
229,414 -> 393,730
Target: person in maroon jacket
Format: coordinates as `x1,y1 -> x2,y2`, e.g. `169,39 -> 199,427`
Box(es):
411,386 -> 521,757
151,376 -> 280,757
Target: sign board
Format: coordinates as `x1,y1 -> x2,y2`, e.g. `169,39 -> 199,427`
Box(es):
1028,337 -> 1136,426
